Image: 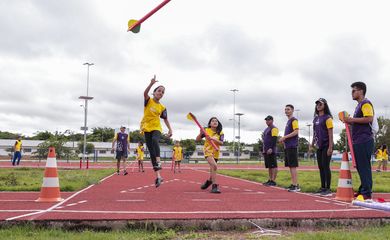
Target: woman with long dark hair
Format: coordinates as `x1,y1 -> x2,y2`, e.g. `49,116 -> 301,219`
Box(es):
140,75 -> 173,187
310,98 -> 334,196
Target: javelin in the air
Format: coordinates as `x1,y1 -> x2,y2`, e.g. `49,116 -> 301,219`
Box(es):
127,0 -> 172,33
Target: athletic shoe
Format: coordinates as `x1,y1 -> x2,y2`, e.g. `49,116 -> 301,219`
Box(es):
286,184 -> 294,190
210,184 -> 221,194
201,179 -> 212,190
314,188 -> 325,195
116,171 -> 120,175
155,177 -> 163,188
268,180 -> 277,186
263,180 -> 271,186
288,185 -> 301,192
354,192 -> 361,198
376,169 -> 381,172
320,189 -> 332,197
123,171 -> 128,176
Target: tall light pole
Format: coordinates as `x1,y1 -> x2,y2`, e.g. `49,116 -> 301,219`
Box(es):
230,89 -> 239,157
235,113 -> 244,164
79,62 -> 94,162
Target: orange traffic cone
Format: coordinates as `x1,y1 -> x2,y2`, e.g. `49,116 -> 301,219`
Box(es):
335,152 -> 354,202
36,147 -> 63,202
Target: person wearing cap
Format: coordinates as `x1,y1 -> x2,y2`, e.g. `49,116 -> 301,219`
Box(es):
310,98 -> 334,196
344,82 -> 375,200
279,104 -> 300,192
12,135 -> 23,166
262,115 -> 279,186
112,126 -> 131,175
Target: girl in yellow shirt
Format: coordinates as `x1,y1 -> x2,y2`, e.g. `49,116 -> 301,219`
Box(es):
136,141 -> 145,172
140,76 -> 173,187
173,141 -> 183,173
376,144 -> 388,172
196,117 -> 224,194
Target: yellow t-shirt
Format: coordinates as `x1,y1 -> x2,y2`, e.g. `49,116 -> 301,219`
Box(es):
203,128 -> 224,159
376,149 -> 383,160
173,146 -> 183,161
14,140 -> 22,151
136,146 -> 144,160
140,98 -> 167,133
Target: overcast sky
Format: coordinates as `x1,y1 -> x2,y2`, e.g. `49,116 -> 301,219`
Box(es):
1,0 -> 389,143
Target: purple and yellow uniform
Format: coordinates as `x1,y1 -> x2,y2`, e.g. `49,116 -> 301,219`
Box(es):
352,99 -> 374,144
313,114 -> 333,148
263,125 -> 279,153
284,117 -> 299,149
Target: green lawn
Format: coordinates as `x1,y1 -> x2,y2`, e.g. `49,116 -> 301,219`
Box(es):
0,168 -> 115,191
219,169 -> 390,193
1,225 -> 390,240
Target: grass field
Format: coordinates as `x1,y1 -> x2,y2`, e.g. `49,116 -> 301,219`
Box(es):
0,225 -> 390,240
219,169 -> 390,193
0,168 -> 115,191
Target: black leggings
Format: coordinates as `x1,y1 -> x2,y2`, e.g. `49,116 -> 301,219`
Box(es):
317,146 -> 332,189
145,131 -> 161,171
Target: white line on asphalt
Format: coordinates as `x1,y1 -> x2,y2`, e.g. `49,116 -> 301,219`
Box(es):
192,199 -> 221,202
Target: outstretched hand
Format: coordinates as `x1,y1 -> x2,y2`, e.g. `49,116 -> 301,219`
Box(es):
151,75 -> 158,85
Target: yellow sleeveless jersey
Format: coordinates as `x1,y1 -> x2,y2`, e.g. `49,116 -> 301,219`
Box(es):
14,140 -> 22,151
204,128 -> 224,159
173,146 -> 183,161
140,98 -> 167,133
136,146 -> 144,160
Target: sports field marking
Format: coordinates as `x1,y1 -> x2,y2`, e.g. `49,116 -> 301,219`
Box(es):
192,199 -> 221,202
50,208 -> 373,215
0,210 -> 44,213
116,200 -> 146,202
6,173 -> 115,221
315,200 -> 331,204
0,200 -> 36,202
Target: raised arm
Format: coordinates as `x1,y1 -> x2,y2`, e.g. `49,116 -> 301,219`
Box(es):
144,75 -> 157,100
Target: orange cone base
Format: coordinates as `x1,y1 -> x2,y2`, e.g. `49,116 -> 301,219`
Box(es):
335,188 -> 354,202
36,197 -> 63,202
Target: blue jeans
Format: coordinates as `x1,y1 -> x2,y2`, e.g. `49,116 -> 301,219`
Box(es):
353,139 -> 374,197
12,151 -> 22,165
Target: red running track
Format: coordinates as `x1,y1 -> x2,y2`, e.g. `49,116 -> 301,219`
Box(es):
1,168 -> 389,221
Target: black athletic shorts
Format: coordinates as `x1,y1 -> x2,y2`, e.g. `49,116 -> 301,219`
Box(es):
264,153 -> 277,168
116,150 -> 128,160
284,148 -> 298,167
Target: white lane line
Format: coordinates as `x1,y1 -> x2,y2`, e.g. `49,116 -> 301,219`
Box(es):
192,199 -> 221,202
222,186 -> 229,188
0,210 -> 44,212
51,208 -> 373,214
6,173 -> 115,221
242,192 -> 265,194
0,200 -> 36,202
315,200 -> 331,204
263,199 -> 289,202
334,203 -> 349,206
232,188 -> 240,190
116,200 -> 145,202
143,186 -> 149,188
244,189 -> 253,192
123,192 -> 145,194
66,203 -> 77,207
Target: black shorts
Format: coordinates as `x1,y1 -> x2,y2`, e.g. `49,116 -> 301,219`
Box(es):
284,148 -> 298,167
264,153 -> 277,168
116,150 -> 128,160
